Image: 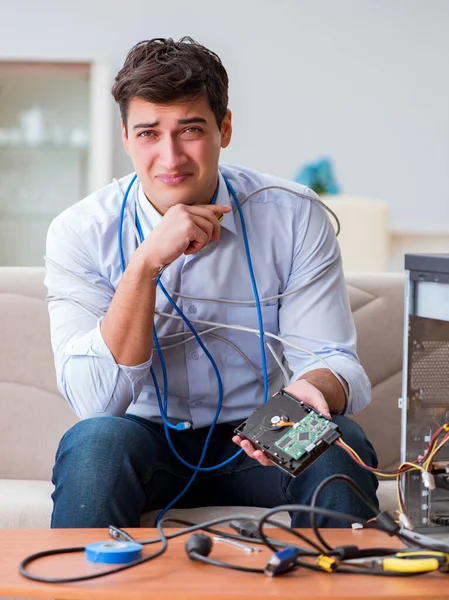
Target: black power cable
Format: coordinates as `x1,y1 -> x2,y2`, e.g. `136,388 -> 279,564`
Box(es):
151,516 -> 323,555
18,479 -> 448,583
257,503 -> 371,552
17,508 -> 357,584
18,513 -> 280,584
185,532 -> 264,574
309,473 -> 381,552
255,479 -> 434,578
18,537 -> 168,584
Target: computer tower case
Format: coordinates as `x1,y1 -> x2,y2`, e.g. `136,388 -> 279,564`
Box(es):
401,254 -> 449,528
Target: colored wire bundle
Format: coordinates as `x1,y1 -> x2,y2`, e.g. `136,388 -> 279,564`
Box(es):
336,424 -> 449,516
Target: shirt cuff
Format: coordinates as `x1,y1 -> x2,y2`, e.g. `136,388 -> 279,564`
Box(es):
289,355 -> 371,415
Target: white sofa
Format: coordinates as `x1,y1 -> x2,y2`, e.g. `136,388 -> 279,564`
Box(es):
0,268 -> 405,527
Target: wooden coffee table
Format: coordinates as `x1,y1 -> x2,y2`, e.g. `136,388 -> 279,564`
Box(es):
0,528 -> 448,599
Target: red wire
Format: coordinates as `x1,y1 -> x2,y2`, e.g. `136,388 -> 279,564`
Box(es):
337,425 -> 449,475
415,425 -> 446,463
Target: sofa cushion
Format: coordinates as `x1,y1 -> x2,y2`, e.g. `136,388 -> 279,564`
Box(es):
0,268 -> 77,481
0,479 -> 53,528
0,479 -> 396,529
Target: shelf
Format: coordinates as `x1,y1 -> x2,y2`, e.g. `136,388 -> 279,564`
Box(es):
0,58 -> 111,267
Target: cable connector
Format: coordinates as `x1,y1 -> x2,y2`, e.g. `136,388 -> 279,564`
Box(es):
334,545 -> 361,560
422,471 -> 436,490
108,525 -> 136,542
175,421 -> 192,431
398,512 -> 414,530
229,519 -> 260,539
375,511 -> 401,536
264,546 -> 299,577
316,554 -> 337,572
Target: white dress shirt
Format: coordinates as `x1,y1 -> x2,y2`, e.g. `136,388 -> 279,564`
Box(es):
45,164 -> 371,426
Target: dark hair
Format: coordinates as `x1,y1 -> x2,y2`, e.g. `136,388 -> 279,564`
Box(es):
112,37 -> 229,132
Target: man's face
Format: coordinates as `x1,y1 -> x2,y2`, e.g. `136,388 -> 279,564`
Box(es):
122,95 -> 232,214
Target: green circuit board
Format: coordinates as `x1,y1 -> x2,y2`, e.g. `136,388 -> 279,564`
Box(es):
274,412 -> 331,459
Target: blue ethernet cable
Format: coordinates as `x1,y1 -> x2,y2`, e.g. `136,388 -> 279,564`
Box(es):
118,174 -> 138,273
152,178 -> 270,472
153,184 -> 269,522
118,172 -> 269,523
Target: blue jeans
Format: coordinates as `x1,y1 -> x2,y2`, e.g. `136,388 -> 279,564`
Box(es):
51,414 -> 378,528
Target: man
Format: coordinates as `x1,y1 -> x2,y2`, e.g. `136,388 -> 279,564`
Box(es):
45,37 -> 378,529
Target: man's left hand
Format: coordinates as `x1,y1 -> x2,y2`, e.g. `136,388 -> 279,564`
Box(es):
232,379 -> 331,466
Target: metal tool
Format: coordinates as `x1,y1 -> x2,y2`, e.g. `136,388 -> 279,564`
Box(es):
213,535 -> 261,554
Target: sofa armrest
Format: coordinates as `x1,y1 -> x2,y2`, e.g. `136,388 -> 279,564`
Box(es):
346,272 -> 405,469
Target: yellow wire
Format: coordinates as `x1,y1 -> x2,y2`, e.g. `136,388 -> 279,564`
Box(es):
338,438 -> 363,461
391,463 -> 427,518
399,461 -> 427,474
375,471 -> 407,479
422,425 -> 449,470
424,434 -> 449,471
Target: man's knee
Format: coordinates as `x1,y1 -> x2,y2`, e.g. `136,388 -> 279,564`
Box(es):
53,416 -> 155,486
57,416 -> 136,458
51,417 -> 150,527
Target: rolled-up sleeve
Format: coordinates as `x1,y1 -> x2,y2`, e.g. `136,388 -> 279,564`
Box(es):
45,216 -> 151,419
278,190 -> 371,414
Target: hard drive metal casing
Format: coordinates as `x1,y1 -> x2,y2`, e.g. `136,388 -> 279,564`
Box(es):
234,389 -> 341,477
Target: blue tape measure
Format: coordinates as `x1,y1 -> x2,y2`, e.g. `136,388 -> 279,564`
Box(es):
85,541 -> 143,564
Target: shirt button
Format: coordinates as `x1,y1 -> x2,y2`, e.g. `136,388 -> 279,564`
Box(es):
192,352 -> 199,359
188,306 -> 197,314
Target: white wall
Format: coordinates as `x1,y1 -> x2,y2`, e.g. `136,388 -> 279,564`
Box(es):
0,0 -> 448,231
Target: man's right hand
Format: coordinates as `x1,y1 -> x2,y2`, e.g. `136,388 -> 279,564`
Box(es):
136,203 -> 231,271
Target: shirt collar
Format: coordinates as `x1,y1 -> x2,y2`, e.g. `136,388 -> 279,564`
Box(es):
136,170 -> 238,236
